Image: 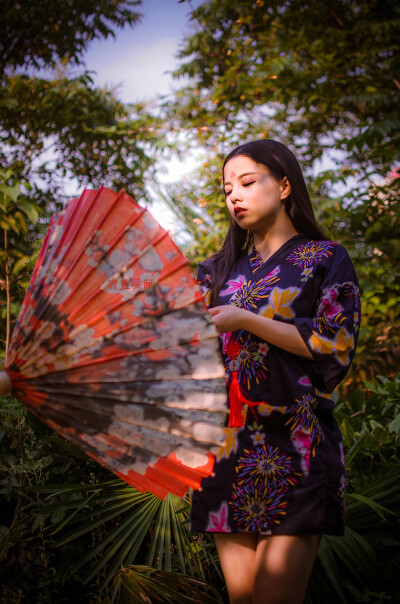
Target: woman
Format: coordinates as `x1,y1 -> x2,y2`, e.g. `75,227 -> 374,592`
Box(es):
189,139 -> 360,604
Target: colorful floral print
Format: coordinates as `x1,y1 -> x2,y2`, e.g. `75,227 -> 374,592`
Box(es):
224,333 -> 269,390
285,394 -> 324,455
216,427 -> 241,461
230,481 -> 288,532
259,286 -> 300,320
224,270 -> 280,310
309,328 -> 355,366
342,281 -> 361,331
314,282 -> 360,335
316,284 -> 345,318
257,403 -> 287,417
206,501 -> 231,532
298,375 -> 312,386
249,245 -> 264,273
286,241 -> 338,281
235,445 -> 300,490
220,274 -> 247,296
290,427 -> 312,476
247,420 -> 266,446
250,431 -> 266,446
190,235 -> 359,536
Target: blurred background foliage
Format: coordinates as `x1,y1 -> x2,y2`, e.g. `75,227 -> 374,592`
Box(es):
0,0 -> 399,602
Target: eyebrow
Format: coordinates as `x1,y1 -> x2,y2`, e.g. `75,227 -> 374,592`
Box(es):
223,172 -> 258,186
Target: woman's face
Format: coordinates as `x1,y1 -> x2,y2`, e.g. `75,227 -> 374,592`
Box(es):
223,155 -> 291,234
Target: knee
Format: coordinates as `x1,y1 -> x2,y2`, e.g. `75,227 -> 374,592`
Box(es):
224,568 -> 255,604
252,582 -> 305,604
228,584 -> 254,604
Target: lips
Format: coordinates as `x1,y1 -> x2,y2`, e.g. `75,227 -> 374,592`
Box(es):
234,207 -> 247,217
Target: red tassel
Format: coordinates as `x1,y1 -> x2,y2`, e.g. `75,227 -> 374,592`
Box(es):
228,369 -> 244,427
227,336 -> 269,428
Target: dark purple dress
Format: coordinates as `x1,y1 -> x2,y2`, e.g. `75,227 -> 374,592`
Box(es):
190,234 -> 360,535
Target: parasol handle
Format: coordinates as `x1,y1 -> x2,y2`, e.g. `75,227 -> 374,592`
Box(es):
0,371 -> 12,395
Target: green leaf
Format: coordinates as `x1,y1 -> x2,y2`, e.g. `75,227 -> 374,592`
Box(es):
388,413 -> 400,434
17,199 -> 40,223
12,255 -> 30,275
0,183 -> 20,202
347,493 -> 398,521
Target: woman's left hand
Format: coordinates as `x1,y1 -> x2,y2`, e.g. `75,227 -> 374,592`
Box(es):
208,305 -> 250,333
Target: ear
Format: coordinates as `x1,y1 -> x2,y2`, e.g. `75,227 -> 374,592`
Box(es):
280,176 -> 292,200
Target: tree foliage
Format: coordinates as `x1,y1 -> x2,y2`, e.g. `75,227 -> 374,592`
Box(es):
168,0 -> 400,380
0,0 -> 142,73
173,0 -> 400,165
1,1 -> 399,602
0,0 -> 167,356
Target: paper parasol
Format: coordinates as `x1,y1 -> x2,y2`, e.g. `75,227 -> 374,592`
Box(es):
0,187 -> 227,499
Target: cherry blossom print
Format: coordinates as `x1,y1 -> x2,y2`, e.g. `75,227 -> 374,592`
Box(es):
316,285 -> 344,318
247,420 -> 266,446
257,342 -> 269,355
250,431 -> 266,446
290,427 -> 312,476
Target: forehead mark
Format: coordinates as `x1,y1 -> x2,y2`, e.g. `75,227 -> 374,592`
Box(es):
230,171 -> 236,178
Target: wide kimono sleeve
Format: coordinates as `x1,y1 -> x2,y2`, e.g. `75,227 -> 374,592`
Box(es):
293,244 -> 361,393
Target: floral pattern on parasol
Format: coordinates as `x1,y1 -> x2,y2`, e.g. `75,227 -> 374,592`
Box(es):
1,187 -> 227,499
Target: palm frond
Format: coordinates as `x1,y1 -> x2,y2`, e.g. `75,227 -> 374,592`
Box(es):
108,565 -> 223,604
32,480 -> 214,588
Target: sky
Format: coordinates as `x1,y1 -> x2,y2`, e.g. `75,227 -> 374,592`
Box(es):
80,0 -> 204,236
83,0 -> 201,104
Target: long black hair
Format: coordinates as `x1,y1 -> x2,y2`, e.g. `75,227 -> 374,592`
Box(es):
208,139 -> 328,307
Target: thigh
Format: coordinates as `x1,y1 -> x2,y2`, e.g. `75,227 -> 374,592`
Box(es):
253,534 -> 322,604
214,533 -> 258,604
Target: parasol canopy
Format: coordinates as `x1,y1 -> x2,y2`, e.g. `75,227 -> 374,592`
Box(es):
0,187 -> 227,499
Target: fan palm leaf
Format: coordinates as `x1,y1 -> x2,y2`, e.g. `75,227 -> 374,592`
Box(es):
108,565 -> 223,604
33,479 -> 214,588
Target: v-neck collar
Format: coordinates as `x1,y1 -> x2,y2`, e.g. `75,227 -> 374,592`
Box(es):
248,233 -> 307,274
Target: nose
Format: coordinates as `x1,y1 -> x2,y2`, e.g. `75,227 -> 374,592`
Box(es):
229,186 -> 241,204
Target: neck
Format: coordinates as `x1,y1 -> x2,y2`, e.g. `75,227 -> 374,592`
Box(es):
252,217 -> 298,263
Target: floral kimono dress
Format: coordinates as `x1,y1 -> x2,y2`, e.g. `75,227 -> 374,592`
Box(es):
189,234 -> 360,536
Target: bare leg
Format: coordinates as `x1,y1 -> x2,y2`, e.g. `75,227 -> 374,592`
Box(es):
214,533 -> 258,604
253,534 -> 322,604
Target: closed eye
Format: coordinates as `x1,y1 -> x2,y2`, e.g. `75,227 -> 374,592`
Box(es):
224,181 -> 254,196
